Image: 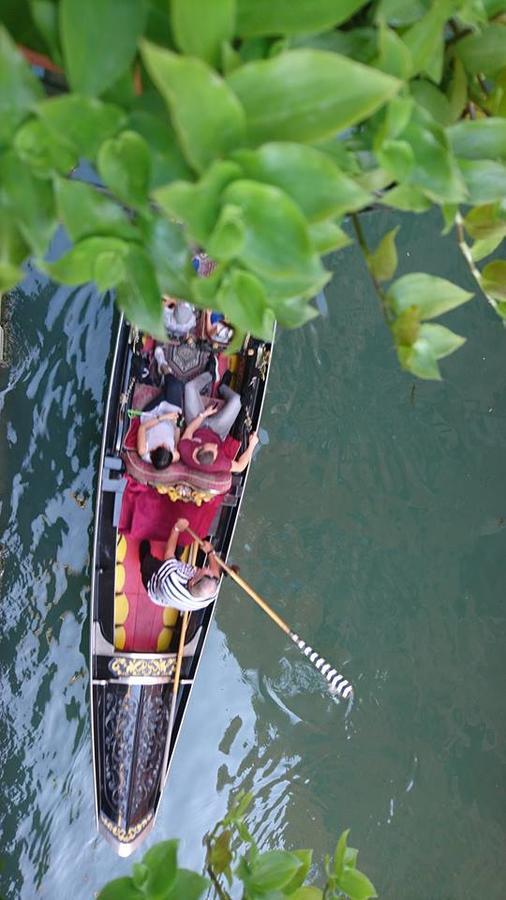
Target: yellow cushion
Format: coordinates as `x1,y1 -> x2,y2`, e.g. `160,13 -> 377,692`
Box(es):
115,563 -> 125,593
163,607 -> 179,627
157,627 -> 173,652
116,534 -> 127,562
114,626 -> 126,650
115,593 -> 129,625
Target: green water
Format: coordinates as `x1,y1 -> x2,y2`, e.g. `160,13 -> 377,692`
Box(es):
1,209 -> 505,899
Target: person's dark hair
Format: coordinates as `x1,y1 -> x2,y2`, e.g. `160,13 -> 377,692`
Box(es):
150,447 -> 173,470
189,575 -> 218,600
196,448 -> 215,466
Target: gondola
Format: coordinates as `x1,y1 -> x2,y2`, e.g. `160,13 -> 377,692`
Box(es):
90,300 -> 273,856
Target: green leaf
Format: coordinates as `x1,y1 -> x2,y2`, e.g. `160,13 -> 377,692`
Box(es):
401,107 -> 467,203
45,236 -> 129,285
387,272 -> 473,319
337,866 -> 378,900
456,24 -> 506,76
264,289 -> 324,326
417,322 -> 466,358
377,139 -> 414,180
131,863 -> 148,889
379,183 -> 431,212
283,849 -> 313,895
0,213 -> 29,290
98,131 -> 151,210
246,850 -> 304,894
141,41 -> 246,174
171,0 -> 235,67
402,0 -> 452,80
227,49 -> 400,145
38,95 -> 126,160
0,25 -> 43,148
384,97 -> 414,140
13,117 -> 77,177
458,159 -> 506,204
471,233 -> 504,262
289,889 -> 323,900
93,250 -> 126,291
374,23 -> 413,79
345,847 -> 359,869
309,220 -> 352,253
208,830 -> 233,876
163,869 -> 208,900
141,214 -> 192,297
55,179 -> 140,243
448,118 -> 506,161
116,246 -> 165,338
375,0 -> 427,26
446,58 -> 467,123
333,830 -> 350,880
141,840 -> 178,898
440,203 -> 457,235
221,179 -> 325,289
207,205 -> 245,260
30,0 -> 62,64
232,143 -> 371,222
0,151 -> 56,255
128,110 -> 193,188
294,27 -> 378,66
216,269 -> 274,341
410,80 -> 451,126
368,227 -> 399,281
236,0 -> 370,36
60,0 -> 145,95
464,203 -> 506,239
482,260 -> 506,300
96,877 -> 144,900
154,160 -> 242,244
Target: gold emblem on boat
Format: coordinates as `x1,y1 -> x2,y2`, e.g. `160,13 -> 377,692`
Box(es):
100,812 -> 153,843
109,657 -> 176,678
154,483 -> 214,505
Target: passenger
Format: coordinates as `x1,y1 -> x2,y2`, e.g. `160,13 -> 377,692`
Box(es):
205,310 -> 234,346
139,519 -> 220,610
163,297 -> 196,338
137,372 -> 184,470
180,370 -> 258,474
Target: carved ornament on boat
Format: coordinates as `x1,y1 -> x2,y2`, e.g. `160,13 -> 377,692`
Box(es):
109,657 -> 176,678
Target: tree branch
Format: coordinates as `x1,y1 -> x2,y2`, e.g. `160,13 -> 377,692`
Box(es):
454,211 -> 499,313
351,213 -> 392,324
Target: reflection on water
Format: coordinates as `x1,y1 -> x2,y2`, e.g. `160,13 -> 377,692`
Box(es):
1,209 -> 506,899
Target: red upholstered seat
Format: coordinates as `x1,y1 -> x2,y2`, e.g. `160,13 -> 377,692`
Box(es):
122,416 -> 233,497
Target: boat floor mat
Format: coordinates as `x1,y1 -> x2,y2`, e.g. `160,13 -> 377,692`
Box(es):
114,534 -> 179,653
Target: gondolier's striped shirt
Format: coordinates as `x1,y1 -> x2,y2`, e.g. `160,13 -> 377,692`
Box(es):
148,559 -> 218,611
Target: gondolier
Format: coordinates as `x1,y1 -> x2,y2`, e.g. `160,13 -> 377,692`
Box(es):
139,518 -> 221,611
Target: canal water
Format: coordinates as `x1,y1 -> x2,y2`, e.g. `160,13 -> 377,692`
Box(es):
1,209 -> 505,899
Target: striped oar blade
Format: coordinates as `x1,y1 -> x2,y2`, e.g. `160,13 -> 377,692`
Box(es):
290,633 -> 354,701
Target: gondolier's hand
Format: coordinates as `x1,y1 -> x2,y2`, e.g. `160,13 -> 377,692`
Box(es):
174,518 -> 189,533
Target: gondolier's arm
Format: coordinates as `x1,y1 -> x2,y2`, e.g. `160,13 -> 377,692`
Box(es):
164,517 -> 189,559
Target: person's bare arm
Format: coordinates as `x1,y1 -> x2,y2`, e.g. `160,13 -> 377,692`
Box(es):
181,403 -> 219,441
137,412 -> 178,455
230,432 -> 259,474
163,518 -> 189,560
202,540 -> 221,578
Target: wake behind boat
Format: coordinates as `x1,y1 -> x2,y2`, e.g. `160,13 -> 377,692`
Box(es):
90,291 -> 273,856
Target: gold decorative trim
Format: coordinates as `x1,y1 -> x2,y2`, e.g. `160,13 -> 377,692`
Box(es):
109,657 -> 175,678
154,483 -> 214,505
100,811 -> 153,843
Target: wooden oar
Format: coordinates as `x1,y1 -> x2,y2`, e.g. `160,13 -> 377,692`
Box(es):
186,527 -> 354,702
164,541 -> 196,776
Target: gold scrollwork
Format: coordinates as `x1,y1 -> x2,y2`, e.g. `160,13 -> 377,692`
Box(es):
100,812 -> 153,843
154,483 -> 214,506
109,657 -> 175,678
258,348 -> 270,381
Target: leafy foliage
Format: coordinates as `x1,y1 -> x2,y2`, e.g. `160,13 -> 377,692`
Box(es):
1,1 -> 506,377
98,792 -> 377,900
